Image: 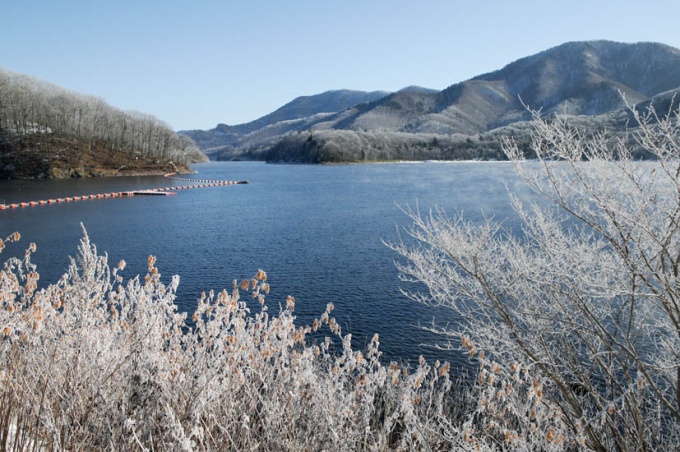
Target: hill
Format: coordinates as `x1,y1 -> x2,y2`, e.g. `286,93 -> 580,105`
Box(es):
0,69 -> 207,179
180,89 -> 389,152
184,41 -> 680,163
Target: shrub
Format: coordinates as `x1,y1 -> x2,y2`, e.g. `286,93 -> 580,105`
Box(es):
391,103 -> 680,450
0,228 -> 470,450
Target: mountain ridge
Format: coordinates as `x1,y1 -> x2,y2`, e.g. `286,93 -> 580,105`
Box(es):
180,40 -> 680,163
182,89 -> 389,151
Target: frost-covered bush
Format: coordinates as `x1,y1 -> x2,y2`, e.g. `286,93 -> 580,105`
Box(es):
392,103 -> 680,450
0,228 -> 471,451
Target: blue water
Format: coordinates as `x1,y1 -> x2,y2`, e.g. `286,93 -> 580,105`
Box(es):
0,161 -> 534,368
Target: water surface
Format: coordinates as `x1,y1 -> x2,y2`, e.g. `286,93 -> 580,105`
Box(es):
0,161 -> 533,367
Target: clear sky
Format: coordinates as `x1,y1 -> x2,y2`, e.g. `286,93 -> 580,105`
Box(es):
2,1 -> 679,131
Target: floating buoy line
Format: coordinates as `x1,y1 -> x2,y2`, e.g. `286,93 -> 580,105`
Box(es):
0,172 -> 249,211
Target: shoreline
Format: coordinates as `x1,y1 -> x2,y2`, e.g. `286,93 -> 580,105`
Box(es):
215,158 -> 513,166
5,164 -> 195,181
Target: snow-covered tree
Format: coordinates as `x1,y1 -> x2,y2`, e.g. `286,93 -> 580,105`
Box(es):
391,103 -> 680,450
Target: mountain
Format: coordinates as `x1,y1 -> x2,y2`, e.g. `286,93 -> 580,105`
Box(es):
324,40 -> 680,135
183,41 -> 680,163
180,89 -> 388,152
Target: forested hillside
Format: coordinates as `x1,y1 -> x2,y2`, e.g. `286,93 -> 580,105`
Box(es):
260,127 -> 531,163
0,69 -> 206,179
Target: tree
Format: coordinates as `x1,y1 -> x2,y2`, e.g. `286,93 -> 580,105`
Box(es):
391,104 -> 680,450
0,67 -> 203,171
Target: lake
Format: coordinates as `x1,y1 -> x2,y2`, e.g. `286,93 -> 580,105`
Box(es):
0,161 -> 534,368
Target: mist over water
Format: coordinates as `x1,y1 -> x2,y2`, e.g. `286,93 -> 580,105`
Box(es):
0,161 -> 534,367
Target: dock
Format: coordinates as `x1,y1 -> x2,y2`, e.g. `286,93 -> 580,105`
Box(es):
124,190 -> 177,196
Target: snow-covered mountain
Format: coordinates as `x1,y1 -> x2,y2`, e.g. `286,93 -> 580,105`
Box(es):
180,89 -> 389,152
181,41 -> 680,162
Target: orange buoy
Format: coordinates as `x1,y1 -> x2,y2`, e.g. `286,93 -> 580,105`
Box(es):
0,175 -> 247,212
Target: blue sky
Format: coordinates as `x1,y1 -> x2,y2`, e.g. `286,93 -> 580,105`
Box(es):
2,1 -> 679,131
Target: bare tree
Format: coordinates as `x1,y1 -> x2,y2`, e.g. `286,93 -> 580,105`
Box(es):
0,67 -> 203,169
391,104 -> 680,450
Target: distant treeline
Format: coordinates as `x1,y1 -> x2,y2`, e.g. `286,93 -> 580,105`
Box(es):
0,68 -> 205,178
216,128 -> 536,163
